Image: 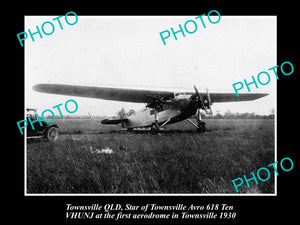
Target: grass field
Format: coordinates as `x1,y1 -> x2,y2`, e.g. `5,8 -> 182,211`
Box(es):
26,119 -> 275,194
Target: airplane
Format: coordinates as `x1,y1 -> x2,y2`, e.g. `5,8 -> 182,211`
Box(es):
33,83 -> 268,134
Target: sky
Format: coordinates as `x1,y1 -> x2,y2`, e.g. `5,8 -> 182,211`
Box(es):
25,15 -> 276,117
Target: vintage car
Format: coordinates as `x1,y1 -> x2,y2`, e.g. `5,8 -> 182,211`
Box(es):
26,108 -> 59,142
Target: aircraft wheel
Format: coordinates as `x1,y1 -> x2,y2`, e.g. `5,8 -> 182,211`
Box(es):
151,123 -> 160,135
45,126 -> 59,142
197,122 -> 206,133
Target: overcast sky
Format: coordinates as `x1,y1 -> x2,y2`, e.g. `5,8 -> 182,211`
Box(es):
25,15 -> 276,116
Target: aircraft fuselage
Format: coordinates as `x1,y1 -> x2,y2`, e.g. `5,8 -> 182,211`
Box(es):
124,95 -> 197,129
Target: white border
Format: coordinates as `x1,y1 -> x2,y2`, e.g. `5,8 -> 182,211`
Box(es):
24,15 -> 277,197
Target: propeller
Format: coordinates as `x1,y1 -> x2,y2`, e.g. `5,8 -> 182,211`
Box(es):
193,85 -> 205,109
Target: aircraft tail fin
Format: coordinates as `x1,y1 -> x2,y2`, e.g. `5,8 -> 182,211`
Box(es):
101,118 -> 128,125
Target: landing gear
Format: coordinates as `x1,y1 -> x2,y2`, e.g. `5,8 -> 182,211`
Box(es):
186,109 -> 206,133
195,109 -> 206,133
150,122 -> 160,135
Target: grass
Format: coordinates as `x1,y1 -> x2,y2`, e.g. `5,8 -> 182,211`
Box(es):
26,119 -> 275,194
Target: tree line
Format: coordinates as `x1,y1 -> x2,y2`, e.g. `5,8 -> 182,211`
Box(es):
202,110 -> 274,119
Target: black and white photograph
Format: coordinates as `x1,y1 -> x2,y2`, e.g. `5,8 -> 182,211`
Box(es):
24,15 -> 276,195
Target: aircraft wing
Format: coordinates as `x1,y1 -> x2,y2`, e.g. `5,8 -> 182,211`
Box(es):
33,83 -> 268,103
208,93 -> 268,103
33,84 -> 175,103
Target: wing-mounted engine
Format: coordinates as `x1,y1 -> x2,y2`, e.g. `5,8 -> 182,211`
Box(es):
101,118 -> 128,125
146,94 -> 168,110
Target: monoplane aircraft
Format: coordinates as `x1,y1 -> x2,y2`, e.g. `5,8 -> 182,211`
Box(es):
33,84 -> 268,134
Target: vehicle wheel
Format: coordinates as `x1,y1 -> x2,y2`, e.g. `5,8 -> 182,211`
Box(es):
151,123 -> 159,135
45,126 -> 58,142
